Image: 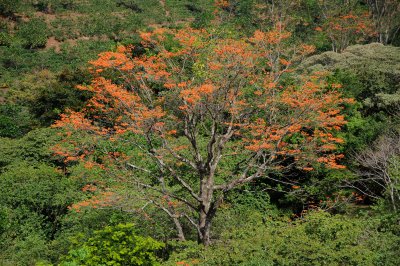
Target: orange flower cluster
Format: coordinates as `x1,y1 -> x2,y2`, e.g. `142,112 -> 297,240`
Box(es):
251,28 -> 291,45
68,191 -> 116,213
242,73 -> 351,169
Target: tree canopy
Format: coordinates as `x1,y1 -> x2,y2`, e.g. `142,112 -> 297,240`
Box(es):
53,27 -> 352,245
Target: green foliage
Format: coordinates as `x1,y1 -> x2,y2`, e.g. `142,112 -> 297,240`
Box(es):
0,31 -> 13,47
0,214 -> 51,266
167,211 -> 400,265
301,43 -> 400,114
229,0 -> 256,33
0,127 -> 83,265
0,163 -> 80,265
300,44 -> 400,155
0,104 -> 34,138
0,163 -> 78,213
18,18 -> 48,49
304,51 -> 400,210
117,0 -> 143,13
0,127 -> 60,168
61,223 -> 165,266
371,199 -> 400,238
31,0 -> 53,13
8,69 -> 91,125
0,17 -> 12,47
0,0 -> 20,16
60,209 -> 132,240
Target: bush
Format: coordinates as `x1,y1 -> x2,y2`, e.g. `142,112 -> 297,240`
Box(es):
0,32 -> 13,47
60,223 -> 165,266
31,0 -> 53,13
18,18 -> 48,49
0,0 -> 20,17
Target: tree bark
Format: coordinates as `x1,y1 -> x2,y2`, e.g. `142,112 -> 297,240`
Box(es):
198,176 -> 215,245
198,207 -> 212,245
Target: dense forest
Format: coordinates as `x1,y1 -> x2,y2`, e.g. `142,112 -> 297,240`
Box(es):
0,0 -> 399,265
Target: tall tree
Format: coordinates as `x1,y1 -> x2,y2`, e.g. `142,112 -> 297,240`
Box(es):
53,27 -> 352,245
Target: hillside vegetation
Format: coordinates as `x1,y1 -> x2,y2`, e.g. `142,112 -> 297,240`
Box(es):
0,1 -> 399,265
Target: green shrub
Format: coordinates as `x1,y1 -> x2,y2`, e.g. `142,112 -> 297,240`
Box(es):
0,0 -> 20,17
0,32 -> 13,47
60,223 -> 165,266
18,18 -> 48,49
31,0 -> 53,13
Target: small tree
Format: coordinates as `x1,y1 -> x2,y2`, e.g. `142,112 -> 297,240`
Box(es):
54,27 -> 351,245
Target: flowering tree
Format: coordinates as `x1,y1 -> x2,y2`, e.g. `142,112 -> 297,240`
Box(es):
316,0 -> 375,52
53,27 -> 352,245
321,12 -> 375,52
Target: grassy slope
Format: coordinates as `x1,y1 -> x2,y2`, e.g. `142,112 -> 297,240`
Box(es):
0,0 -> 214,98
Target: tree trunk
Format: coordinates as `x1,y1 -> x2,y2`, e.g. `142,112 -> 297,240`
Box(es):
198,177 -> 214,245
198,208 -> 212,245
